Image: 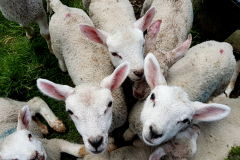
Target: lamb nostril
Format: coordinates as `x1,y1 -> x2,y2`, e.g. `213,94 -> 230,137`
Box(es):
134,71 -> 144,77
149,126 -> 163,139
88,136 -> 103,150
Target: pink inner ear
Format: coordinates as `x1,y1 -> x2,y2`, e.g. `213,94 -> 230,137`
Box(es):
146,58 -> 158,89
22,110 -> 30,129
79,25 -> 105,44
173,34 -> 192,54
142,8 -> 155,31
41,82 -> 66,100
193,107 -> 226,120
148,20 -> 161,39
110,65 -> 128,91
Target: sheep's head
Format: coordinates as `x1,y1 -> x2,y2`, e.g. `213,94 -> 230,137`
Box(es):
79,7 -> 156,82
140,53 -> 231,146
0,106 -> 47,160
132,20 -> 192,100
37,63 -> 129,155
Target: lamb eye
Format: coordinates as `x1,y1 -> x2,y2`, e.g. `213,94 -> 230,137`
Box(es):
150,93 -> 155,100
67,109 -> 73,115
111,52 -> 122,59
108,101 -> 112,107
28,134 -> 32,140
111,52 -> 118,56
182,119 -> 190,124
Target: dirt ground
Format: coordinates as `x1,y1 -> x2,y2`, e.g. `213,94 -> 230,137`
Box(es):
129,0 -> 145,19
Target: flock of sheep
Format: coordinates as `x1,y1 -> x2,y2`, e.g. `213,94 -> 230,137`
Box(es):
0,0 -> 240,159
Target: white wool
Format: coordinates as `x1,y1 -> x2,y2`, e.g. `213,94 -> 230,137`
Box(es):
0,0 -> 52,53
0,97 -> 87,159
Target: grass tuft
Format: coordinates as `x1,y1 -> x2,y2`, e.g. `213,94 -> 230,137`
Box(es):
226,146 -> 240,160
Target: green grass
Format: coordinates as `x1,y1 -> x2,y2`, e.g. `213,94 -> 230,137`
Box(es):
0,0 -> 85,159
226,147 -> 240,160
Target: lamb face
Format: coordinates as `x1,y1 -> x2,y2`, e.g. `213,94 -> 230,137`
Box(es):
79,7 -> 155,82
37,63 -> 129,155
141,85 -> 195,146
106,27 -> 145,81
0,130 -> 47,160
0,106 -> 47,160
141,53 -> 231,146
65,85 -> 113,154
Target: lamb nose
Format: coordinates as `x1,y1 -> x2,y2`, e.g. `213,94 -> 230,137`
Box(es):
150,126 -> 163,139
134,71 -> 144,77
88,136 -> 103,150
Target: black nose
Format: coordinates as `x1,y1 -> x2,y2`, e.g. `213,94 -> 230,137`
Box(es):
88,136 -> 103,150
134,71 -> 144,77
150,126 -> 163,139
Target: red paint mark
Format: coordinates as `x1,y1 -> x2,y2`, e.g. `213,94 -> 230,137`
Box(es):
66,13 -> 71,18
220,49 -> 224,54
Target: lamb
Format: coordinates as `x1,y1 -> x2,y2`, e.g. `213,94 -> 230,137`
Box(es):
36,0 -> 129,155
124,41 -> 235,147
133,0 -> 193,99
79,124 -> 200,160
0,97 -> 93,159
80,0 -> 155,82
0,0 -> 52,53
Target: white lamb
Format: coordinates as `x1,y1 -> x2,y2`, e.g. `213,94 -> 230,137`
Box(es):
133,0 -> 193,99
80,0 -> 155,82
124,41 -> 235,146
79,124 -> 200,160
0,97 -> 93,159
36,0 -> 129,155
0,0 -> 52,53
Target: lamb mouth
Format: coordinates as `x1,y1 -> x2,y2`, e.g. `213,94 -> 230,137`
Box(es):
144,136 -> 154,144
91,150 -> 104,154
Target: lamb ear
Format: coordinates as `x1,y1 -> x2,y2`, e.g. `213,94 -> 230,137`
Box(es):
37,78 -> 74,101
192,101 -> 231,122
79,24 -> 108,44
144,53 -> 167,90
147,20 -> 162,40
167,34 -> 192,66
145,20 -> 162,53
101,63 -> 130,91
17,106 -> 32,131
134,7 -> 155,31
